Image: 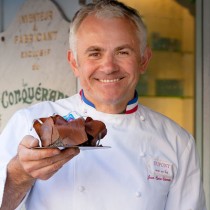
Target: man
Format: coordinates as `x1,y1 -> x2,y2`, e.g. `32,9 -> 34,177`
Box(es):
0,1 -> 206,209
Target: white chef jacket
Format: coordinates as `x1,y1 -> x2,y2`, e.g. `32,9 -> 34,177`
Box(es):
0,92 -> 206,210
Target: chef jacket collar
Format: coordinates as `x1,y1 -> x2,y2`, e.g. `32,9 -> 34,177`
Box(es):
79,89 -> 138,114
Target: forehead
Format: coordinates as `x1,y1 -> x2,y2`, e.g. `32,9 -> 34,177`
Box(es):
79,14 -> 136,31
76,15 -> 139,46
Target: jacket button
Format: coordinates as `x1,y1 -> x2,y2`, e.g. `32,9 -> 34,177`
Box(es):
140,116 -> 145,121
79,186 -> 85,192
135,191 -> 142,197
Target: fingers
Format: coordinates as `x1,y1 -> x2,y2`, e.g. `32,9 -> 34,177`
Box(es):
17,136 -> 80,180
25,147 -> 79,171
28,152 -> 77,180
23,148 -> 79,180
19,136 -> 60,160
20,135 -> 40,148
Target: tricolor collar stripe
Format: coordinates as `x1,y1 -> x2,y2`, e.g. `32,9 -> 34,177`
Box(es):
80,90 -> 95,108
125,105 -> 138,114
127,91 -> 138,105
80,89 -> 138,114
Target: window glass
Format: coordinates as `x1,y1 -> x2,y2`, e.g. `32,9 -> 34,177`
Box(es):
121,0 -> 195,134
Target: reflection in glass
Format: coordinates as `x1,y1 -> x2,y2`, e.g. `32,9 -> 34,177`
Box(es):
121,0 -> 195,134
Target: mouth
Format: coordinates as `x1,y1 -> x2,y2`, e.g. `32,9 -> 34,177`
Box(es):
98,78 -> 123,83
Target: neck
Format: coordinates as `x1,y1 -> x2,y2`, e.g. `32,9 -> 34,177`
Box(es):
80,89 -> 138,114
94,103 -> 127,114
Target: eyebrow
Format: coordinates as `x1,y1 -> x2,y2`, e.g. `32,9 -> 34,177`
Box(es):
84,44 -> 134,54
85,46 -> 104,54
115,44 -> 134,51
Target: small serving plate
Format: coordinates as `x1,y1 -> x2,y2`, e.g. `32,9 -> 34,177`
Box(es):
32,145 -> 111,150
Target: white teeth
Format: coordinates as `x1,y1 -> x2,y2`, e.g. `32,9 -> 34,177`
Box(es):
99,79 -> 120,83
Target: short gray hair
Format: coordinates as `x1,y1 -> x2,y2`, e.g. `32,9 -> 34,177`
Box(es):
69,0 -> 147,58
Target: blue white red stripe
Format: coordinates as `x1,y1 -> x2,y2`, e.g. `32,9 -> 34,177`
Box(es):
125,91 -> 138,114
80,89 -> 138,114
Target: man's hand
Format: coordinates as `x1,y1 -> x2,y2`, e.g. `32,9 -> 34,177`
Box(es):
0,135 -> 80,210
18,135 -> 80,180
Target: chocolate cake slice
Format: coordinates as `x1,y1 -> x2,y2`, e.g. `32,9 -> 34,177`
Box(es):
33,115 -> 107,147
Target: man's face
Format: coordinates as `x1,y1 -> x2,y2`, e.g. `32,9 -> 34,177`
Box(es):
69,15 -> 151,113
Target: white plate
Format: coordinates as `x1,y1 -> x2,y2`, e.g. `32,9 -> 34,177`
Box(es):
33,146 -> 111,150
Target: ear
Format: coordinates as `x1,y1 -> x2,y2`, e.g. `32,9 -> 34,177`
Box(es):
139,46 -> 152,74
67,50 -> 79,77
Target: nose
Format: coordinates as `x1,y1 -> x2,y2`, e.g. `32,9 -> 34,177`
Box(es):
100,53 -> 119,74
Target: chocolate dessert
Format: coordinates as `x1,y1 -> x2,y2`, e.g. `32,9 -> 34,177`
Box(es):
33,115 -> 107,148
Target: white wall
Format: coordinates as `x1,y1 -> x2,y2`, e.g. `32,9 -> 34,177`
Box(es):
1,0 -> 93,32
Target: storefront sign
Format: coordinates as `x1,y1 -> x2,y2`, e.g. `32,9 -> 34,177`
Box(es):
0,0 -> 76,132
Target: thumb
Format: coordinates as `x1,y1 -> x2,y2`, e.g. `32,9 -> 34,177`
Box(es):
20,135 -> 40,148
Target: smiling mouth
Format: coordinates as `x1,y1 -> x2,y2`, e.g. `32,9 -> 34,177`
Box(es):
98,78 -> 122,83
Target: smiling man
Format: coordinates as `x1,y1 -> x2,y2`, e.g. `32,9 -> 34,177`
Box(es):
0,1 -> 206,210
68,14 -> 151,113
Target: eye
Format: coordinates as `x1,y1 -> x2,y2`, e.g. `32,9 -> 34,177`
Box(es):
88,52 -> 101,59
117,50 -> 130,56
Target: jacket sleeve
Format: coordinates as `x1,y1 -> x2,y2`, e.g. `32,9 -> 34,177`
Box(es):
165,136 -> 206,210
0,109 -> 32,209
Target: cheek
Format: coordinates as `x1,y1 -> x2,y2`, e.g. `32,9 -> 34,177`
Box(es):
75,66 -> 91,86
79,61 -> 96,78
129,65 -> 141,87
127,62 -> 141,78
